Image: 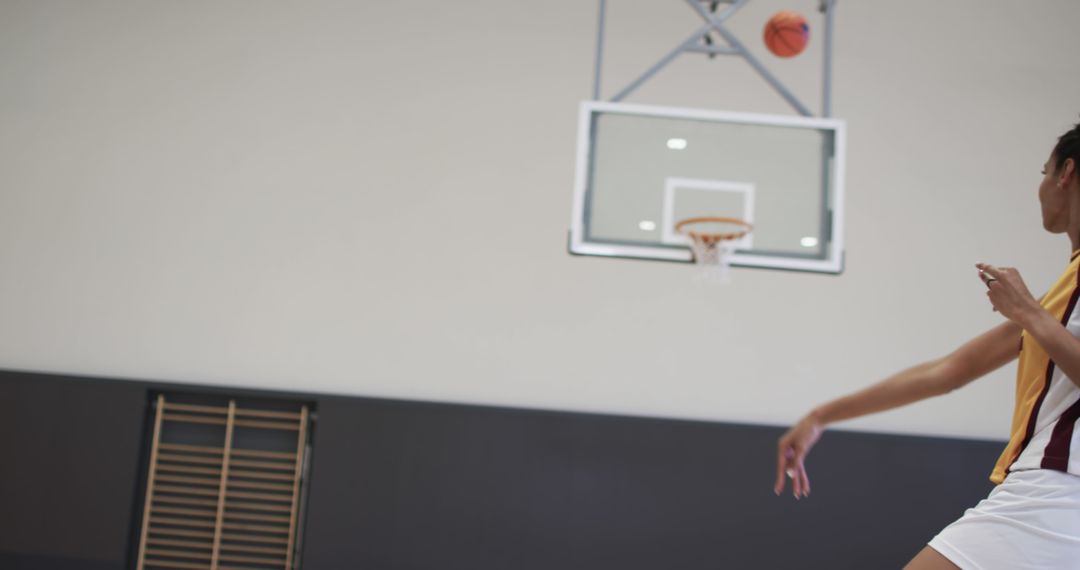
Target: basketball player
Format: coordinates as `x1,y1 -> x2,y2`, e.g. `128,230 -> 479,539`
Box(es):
775,120 -> 1080,569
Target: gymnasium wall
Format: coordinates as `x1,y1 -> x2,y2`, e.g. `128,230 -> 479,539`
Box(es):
0,369 -> 1001,569
1,0 -> 1079,440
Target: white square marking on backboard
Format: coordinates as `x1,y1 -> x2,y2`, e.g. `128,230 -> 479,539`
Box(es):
661,177 -> 755,249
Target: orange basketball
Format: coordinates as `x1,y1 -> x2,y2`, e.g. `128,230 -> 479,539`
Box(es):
763,11 -> 809,58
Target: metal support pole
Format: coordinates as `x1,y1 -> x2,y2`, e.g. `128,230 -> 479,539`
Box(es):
819,1 -> 838,257
593,0 -> 606,100
821,0 -> 836,117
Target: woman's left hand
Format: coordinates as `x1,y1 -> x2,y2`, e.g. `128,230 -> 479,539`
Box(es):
976,263 -> 1043,327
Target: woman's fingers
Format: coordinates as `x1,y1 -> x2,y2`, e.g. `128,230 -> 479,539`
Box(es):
797,459 -> 811,498
776,444 -> 806,497
778,448 -> 809,499
978,264 -> 1012,312
977,263 -> 1022,286
786,453 -> 810,499
976,263 -> 1040,323
775,444 -> 790,495
976,263 -> 1007,287
776,419 -> 822,499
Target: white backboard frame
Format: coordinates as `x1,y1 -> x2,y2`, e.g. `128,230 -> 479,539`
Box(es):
569,101 -> 847,274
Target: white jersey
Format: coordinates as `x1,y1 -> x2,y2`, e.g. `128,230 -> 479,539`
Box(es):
991,251 -> 1080,483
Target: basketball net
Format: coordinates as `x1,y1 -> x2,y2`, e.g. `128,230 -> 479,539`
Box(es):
675,217 -> 753,283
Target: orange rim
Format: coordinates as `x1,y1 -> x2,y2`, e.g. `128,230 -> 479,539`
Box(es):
674,217 -> 752,243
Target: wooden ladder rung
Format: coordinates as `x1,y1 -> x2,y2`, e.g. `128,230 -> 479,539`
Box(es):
221,521 -> 290,534
158,453 -> 226,467
227,480 -> 292,492
163,413 -> 227,426
158,443 -> 224,456
152,506 -> 217,519
224,500 -> 291,513
149,516 -> 216,529
156,474 -> 220,487
157,464 -> 222,477
147,537 -> 213,550
145,548 -> 211,561
233,418 -> 299,431
143,559 -> 210,570
217,543 -> 287,556
230,448 -> 295,460
228,469 -> 294,482
154,496 -> 219,509
164,403 -> 228,415
220,532 -> 289,545
217,552 -> 287,565
229,458 -> 295,471
224,490 -> 293,502
224,511 -> 290,524
147,527 -> 215,540
234,408 -> 302,420
155,485 -> 220,498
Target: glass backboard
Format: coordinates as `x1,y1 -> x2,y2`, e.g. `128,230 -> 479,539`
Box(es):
570,101 -> 846,274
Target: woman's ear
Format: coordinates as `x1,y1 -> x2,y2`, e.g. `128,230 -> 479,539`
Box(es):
1061,158 -> 1076,189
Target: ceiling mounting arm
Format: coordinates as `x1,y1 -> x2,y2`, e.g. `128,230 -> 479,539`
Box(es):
593,0 -> 837,118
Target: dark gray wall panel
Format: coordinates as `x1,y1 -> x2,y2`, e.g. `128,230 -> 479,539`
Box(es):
0,370 -> 1003,569
300,397 -> 1000,569
0,371 -> 149,570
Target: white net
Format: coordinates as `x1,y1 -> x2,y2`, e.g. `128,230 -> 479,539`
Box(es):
687,236 -> 737,283
676,217 -> 751,284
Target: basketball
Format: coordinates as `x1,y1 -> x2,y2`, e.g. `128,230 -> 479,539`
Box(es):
763,11 -> 809,58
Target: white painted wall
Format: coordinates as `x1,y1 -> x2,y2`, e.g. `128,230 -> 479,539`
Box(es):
1,0 -> 1077,439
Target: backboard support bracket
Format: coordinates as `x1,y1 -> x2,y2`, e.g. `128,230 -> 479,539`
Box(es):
593,0 -> 838,118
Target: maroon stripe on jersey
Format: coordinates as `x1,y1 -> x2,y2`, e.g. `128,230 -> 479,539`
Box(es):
1041,399 -> 1080,471
1016,267 -> 1080,467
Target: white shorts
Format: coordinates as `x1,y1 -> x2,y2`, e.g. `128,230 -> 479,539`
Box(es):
928,469 -> 1080,570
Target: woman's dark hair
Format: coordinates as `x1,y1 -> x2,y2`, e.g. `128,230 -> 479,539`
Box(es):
1053,119 -> 1080,173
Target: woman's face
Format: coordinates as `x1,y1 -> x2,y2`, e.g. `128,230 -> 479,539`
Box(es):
1039,154 -> 1072,233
